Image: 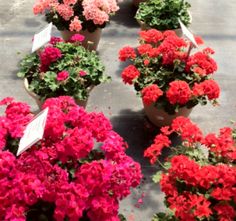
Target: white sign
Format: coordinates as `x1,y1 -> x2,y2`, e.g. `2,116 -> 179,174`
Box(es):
178,19 -> 198,48
32,23 -> 52,53
17,108 -> 49,156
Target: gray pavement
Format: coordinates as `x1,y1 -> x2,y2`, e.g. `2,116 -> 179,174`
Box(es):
1,0 -> 236,220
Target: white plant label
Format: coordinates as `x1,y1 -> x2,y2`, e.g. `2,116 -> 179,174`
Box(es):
17,107 -> 49,156
178,19 -> 198,48
32,23 -> 52,53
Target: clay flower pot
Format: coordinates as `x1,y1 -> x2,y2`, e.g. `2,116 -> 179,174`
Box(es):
143,102 -> 192,127
60,28 -> 102,51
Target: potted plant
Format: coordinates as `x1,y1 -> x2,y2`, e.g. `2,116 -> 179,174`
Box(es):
135,0 -> 191,36
17,35 -> 110,109
119,30 -> 220,127
33,0 -> 121,50
0,96 -> 142,221
144,116 -> 236,221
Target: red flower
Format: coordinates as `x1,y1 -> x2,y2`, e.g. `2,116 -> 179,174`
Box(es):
139,29 -> 163,44
121,65 -> 140,84
163,30 -> 177,38
201,79 -> 220,100
193,67 -> 206,76
137,44 -> 152,55
194,36 -> 204,45
186,51 -> 217,75
166,81 -> 192,105
192,83 -> 204,96
144,134 -> 171,164
141,84 -> 163,105
143,59 -> 150,66
119,46 -> 136,61
214,204 -> 236,221
203,47 -> 215,55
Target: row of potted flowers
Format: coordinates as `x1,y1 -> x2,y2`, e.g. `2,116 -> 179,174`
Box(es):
33,0 -> 192,50
1,0 -> 235,220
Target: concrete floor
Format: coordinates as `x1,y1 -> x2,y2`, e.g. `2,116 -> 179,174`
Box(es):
1,0 -> 236,220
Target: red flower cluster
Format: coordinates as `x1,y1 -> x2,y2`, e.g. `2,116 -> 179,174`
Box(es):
39,46 -> 62,72
119,29 -> 220,113
204,127 -> 236,161
166,80 -> 192,105
139,29 -> 163,44
119,46 -> 136,61
121,65 -> 140,84
0,96 -> 142,221
161,155 -> 236,221
141,84 -> 163,105
186,51 -> 217,75
145,117 -> 236,220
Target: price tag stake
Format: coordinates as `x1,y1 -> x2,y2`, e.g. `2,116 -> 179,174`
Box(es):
178,19 -> 198,48
32,23 -> 52,53
17,107 -> 49,156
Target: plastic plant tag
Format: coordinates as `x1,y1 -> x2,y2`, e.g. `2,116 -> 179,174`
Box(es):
32,23 -> 52,53
17,107 -> 49,156
178,19 -> 198,48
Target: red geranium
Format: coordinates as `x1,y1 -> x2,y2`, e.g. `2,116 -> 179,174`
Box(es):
201,79 -> 220,100
119,29 -> 220,115
146,117 -> 236,221
119,46 -> 136,61
139,29 -> 163,44
141,84 -> 163,105
166,81 -> 192,105
121,65 -> 140,84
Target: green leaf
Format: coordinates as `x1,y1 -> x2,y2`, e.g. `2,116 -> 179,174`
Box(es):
152,171 -> 163,183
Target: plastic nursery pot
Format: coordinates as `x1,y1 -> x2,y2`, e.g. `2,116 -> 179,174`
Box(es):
24,78 -> 93,109
143,102 -> 193,127
132,0 -> 146,7
60,28 -> 102,51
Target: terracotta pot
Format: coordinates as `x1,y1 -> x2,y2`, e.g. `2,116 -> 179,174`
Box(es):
60,28 -> 102,51
133,0 -> 146,7
24,78 -> 93,109
137,11 -> 192,37
143,102 -> 192,127
24,78 -> 43,109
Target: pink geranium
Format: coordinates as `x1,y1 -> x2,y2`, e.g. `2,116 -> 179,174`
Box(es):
33,0 -> 120,32
57,71 -> 69,81
0,96 -> 142,221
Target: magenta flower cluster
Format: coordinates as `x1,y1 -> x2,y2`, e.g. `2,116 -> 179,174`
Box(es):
0,96 -> 142,221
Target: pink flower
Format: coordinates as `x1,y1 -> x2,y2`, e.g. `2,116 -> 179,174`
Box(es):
49,37 -> 63,45
82,0 -> 119,25
57,71 -> 69,81
56,3 -> 74,21
79,70 -> 87,77
69,34 -> 85,43
69,16 -> 82,32
39,47 -> 62,72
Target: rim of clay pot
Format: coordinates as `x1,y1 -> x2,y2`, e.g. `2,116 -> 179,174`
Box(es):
24,78 -> 41,101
